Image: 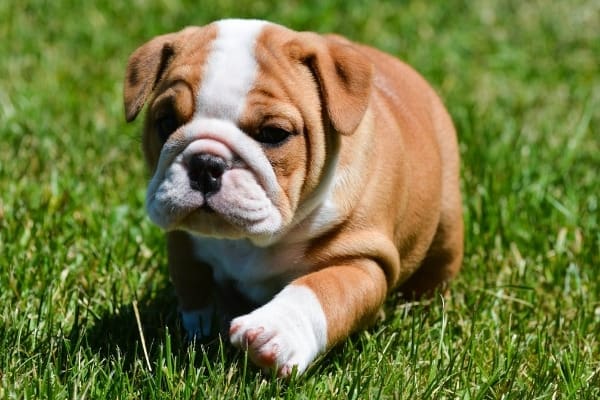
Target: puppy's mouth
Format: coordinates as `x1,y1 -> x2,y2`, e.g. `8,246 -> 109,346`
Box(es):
199,202 -> 216,214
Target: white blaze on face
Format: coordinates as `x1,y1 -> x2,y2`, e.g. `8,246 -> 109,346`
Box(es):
146,19 -> 287,239
196,19 -> 268,120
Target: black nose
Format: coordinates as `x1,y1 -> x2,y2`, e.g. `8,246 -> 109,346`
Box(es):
188,153 -> 227,194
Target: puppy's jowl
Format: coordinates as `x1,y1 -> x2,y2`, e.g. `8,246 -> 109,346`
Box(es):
124,19 -> 463,376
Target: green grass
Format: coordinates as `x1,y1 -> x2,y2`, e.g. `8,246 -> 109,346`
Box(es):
1,0 -> 598,398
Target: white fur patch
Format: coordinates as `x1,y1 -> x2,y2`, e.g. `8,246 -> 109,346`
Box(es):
197,19 -> 268,120
229,284 -> 328,377
191,236 -> 309,304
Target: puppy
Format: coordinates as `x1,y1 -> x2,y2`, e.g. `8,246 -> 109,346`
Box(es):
123,19 -> 463,377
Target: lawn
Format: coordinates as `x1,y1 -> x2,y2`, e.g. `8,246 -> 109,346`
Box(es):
1,0 -> 598,398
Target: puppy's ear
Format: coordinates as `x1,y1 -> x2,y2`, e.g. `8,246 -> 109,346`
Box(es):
288,33 -> 373,135
123,32 -> 180,122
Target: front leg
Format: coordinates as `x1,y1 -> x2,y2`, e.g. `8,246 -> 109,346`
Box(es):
167,231 -> 215,339
229,260 -> 387,376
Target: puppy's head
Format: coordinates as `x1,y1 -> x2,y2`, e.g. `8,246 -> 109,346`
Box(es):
124,19 -> 372,244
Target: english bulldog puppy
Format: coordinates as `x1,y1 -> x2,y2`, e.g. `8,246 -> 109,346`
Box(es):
123,19 -> 463,377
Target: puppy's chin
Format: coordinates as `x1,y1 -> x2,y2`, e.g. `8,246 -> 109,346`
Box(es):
178,207 -> 280,241
178,209 -> 250,239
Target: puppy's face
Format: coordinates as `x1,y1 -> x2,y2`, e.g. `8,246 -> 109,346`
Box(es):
124,20 -> 371,244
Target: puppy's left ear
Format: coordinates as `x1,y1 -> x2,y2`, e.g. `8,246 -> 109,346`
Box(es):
288,33 -> 373,135
123,32 -> 180,122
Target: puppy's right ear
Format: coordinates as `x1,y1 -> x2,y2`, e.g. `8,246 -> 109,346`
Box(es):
123,32 -> 179,122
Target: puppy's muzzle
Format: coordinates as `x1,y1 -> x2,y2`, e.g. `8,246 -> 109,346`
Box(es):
187,153 -> 228,195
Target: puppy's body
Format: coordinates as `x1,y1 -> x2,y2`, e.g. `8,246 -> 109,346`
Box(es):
124,19 -> 463,376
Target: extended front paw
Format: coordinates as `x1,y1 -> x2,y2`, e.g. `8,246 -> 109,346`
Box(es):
228,285 -> 327,377
229,316 -> 304,376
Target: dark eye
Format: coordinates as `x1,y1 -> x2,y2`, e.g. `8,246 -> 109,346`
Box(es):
156,115 -> 179,143
255,126 -> 292,146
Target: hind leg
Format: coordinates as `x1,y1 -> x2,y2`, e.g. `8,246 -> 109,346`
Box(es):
399,198 -> 464,299
400,93 -> 464,299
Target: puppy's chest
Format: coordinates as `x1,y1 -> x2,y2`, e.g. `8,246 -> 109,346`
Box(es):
191,236 -> 308,303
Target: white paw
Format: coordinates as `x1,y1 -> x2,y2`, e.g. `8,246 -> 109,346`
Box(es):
181,304 -> 215,340
229,285 -> 327,377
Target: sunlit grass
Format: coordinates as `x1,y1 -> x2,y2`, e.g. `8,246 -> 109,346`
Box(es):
1,0 -> 598,398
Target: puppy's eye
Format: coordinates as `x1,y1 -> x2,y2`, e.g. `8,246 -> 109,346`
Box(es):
156,115 -> 179,143
255,126 -> 291,146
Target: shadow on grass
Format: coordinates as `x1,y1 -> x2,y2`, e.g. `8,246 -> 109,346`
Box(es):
75,282 -> 238,374
66,279 -> 432,383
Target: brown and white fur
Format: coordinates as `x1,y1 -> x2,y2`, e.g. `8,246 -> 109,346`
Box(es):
123,19 -> 463,377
